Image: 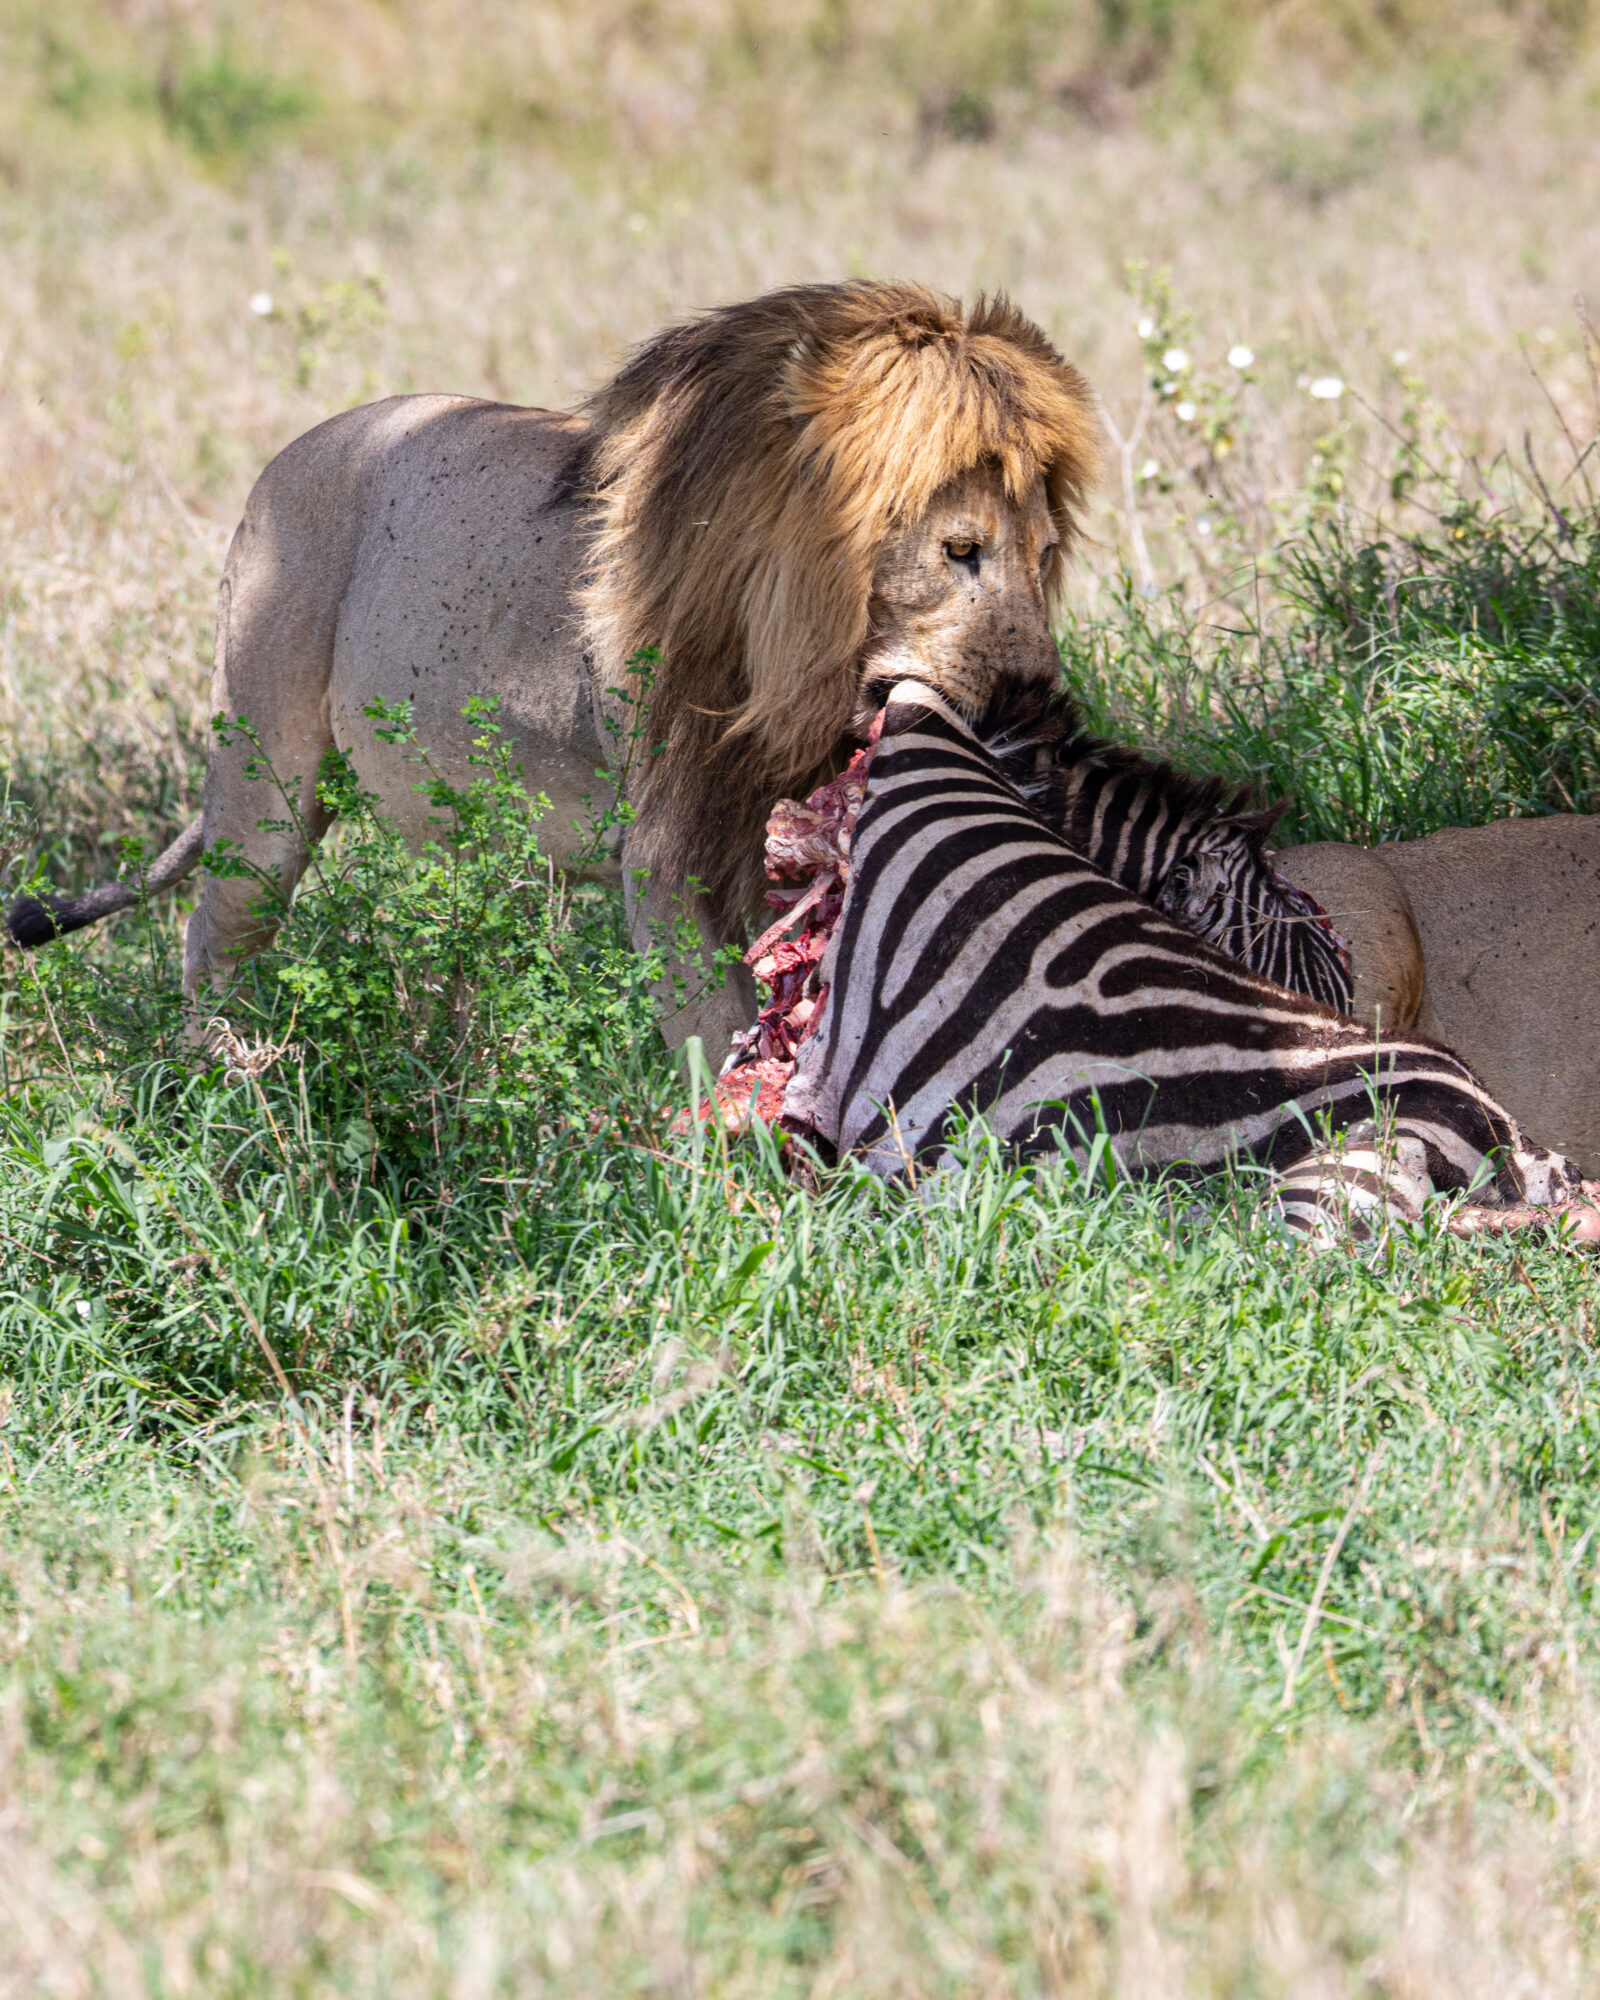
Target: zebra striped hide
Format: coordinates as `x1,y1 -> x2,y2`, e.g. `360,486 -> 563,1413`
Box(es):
976,685 -> 1354,1012
782,682 -> 1583,1240
722,689 -> 1349,1113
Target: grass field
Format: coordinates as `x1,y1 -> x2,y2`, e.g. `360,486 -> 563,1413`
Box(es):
4,5 -> 1600,1992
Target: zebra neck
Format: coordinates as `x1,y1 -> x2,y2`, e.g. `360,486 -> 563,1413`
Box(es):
1065,757 -> 1204,896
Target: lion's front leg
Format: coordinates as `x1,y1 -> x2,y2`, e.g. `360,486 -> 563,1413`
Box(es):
622,848 -> 759,1055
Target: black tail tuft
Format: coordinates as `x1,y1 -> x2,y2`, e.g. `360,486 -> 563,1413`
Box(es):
8,893 -> 102,948
9,894 -> 79,947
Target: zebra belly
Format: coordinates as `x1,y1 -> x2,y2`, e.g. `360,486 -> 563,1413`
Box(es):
792,1017 -> 1437,1182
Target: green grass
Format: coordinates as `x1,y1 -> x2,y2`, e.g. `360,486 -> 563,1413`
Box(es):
5,508 -> 1600,1989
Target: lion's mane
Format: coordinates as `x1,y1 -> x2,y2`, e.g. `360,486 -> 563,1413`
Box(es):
572,281 -> 1100,925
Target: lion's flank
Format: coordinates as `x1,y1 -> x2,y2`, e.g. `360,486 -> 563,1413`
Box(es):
571,281 -> 1101,926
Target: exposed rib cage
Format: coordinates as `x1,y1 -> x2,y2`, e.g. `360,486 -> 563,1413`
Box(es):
980,688 -> 1354,1013
784,687 -> 1571,1236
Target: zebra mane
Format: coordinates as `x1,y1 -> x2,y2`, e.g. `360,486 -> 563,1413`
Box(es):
970,683 -> 1287,853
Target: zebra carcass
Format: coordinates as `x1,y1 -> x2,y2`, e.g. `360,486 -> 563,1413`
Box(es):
718,687 -> 1353,1128
770,681 -> 1599,1245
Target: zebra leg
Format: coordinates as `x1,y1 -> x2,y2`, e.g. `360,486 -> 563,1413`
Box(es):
1272,1120 -> 1597,1246
1270,1119 -> 1433,1243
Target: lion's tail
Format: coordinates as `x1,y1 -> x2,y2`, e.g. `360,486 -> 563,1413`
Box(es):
7,815 -> 205,949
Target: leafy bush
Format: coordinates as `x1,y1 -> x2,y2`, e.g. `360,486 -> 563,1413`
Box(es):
5,692 -> 677,1219
196,695 -> 671,1181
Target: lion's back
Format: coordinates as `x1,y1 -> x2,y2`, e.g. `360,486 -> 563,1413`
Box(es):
235,393 -> 587,556
218,393 -> 603,858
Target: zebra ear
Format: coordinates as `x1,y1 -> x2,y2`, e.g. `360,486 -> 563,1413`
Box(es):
1224,797 -> 1291,850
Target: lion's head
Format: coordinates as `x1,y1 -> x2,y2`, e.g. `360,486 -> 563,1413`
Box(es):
574,281 -> 1100,923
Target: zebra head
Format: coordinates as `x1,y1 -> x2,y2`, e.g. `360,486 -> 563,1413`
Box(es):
1152,805 -> 1354,1014
973,684 -> 1355,1014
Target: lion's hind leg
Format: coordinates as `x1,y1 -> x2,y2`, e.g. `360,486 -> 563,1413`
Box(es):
182,804 -> 333,1006
183,531 -> 345,1030
181,406 -> 372,1034
181,743 -> 335,1038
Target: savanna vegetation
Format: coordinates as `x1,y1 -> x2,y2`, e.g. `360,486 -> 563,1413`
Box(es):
3,3 -> 1600,1991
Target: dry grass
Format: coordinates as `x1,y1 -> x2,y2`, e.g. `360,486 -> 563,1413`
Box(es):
2,3 -> 1598,871
6,1434 -> 1600,1998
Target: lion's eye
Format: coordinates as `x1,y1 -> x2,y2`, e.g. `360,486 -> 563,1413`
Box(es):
945,538 -> 980,564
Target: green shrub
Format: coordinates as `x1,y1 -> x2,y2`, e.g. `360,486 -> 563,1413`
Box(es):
155,43 -> 311,159
194,694 -> 671,1181
1062,505 -> 1600,842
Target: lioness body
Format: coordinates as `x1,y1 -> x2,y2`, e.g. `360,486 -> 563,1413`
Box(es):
1275,815 -> 1600,1174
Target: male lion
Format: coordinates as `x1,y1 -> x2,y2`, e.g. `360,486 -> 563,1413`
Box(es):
10,282 -> 1100,1049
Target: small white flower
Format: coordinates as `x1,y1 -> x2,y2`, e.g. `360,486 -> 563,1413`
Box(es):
1309,376 -> 1344,400
1138,458 -> 1160,481
1175,400 -> 1196,422
249,292 -> 274,317
1196,516 -> 1212,535
1136,315 -> 1156,338
1391,348 -> 1410,365
75,1299 -> 92,1319
1162,346 -> 1189,373
1160,379 -> 1177,397
1227,344 -> 1254,369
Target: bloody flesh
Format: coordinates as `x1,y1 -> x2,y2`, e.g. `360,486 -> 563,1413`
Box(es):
705,723 -> 880,1132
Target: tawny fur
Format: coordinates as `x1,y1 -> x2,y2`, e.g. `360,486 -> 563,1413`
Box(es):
573,282 -> 1100,925
1275,815 -> 1600,1176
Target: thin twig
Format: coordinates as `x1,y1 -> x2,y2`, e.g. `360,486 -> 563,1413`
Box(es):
1521,429 -> 1573,541
1343,383 -> 1452,489
1231,1581 -> 1377,1637
1517,341 -> 1595,510
1100,388 -> 1157,593
27,957 -> 78,1086
1196,1448 -> 1270,1543
613,1537 -> 702,1635
0,1225 -> 53,1267
1574,295 -> 1600,442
